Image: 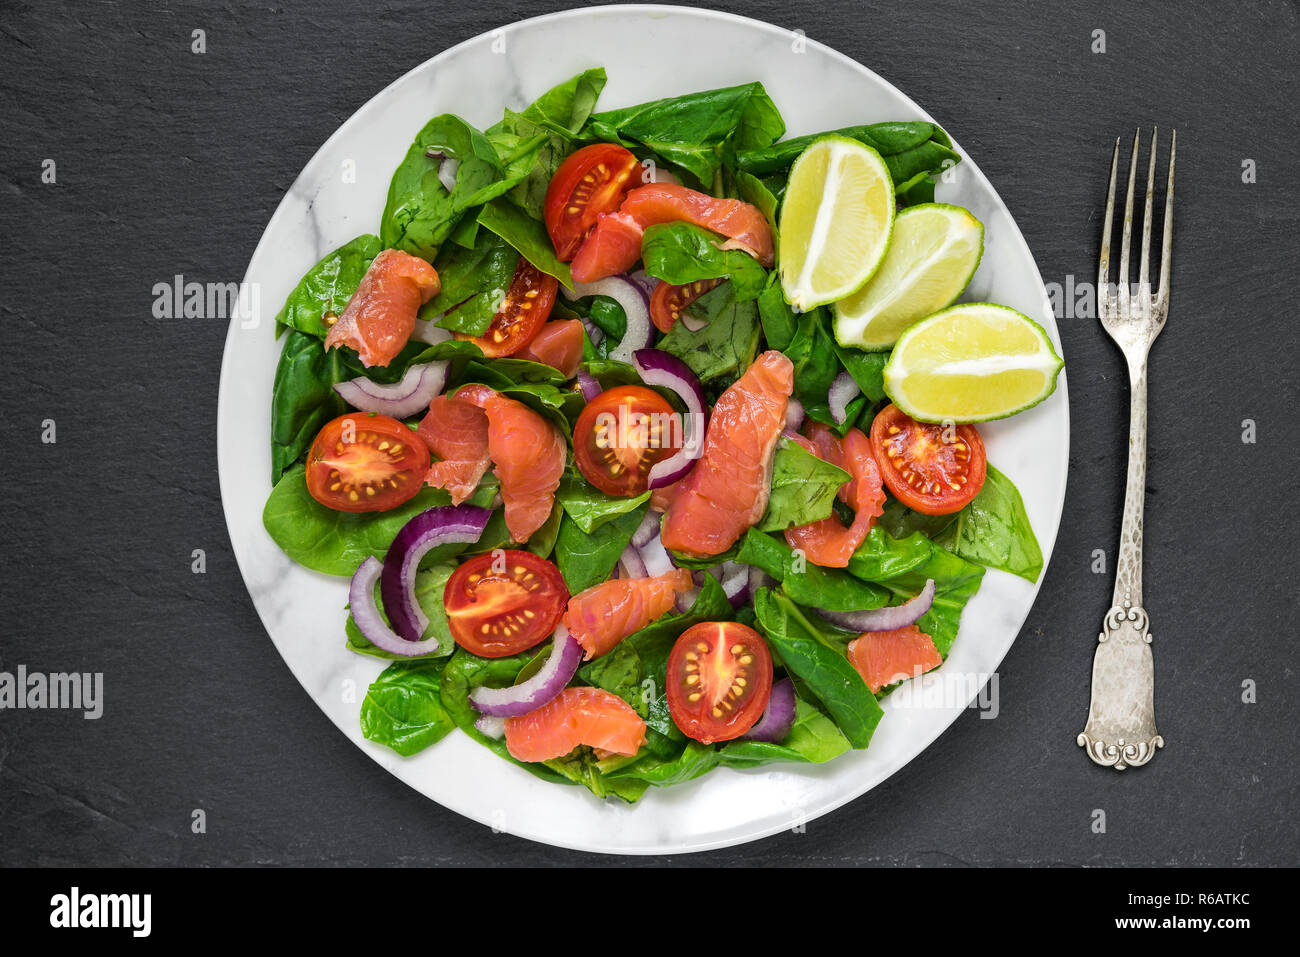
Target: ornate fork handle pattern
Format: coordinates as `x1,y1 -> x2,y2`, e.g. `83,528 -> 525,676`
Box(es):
1079,129 -> 1175,770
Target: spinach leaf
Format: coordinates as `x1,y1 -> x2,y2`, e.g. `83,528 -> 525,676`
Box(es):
736,121 -> 960,189
554,503 -> 648,593
438,649 -> 569,784
582,82 -> 784,184
360,659 -> 456,756
274,234 -> 382,338
757,440 -> 851,532
782,307 -> 866,432
877,497 -> 959,541
752,588 -> 883,748
937,465 -> 1043,583
736,529 -> 889,612
526,503 -> 564,559
756,271 -> 798,350
345,563 -> 457,660
506,67 -> 607,139
657,283 -> 761,385
269,331 -> 350,484
847,527 -> 985,655
718,698 -> 850,767
262,465 -> 456,577
478,197 -> 574,289
555,469 -> 650,533
731,170 -> 780,235
833,341 -> 888,403
586,295 -> 627,342
639,222 -> 767,299
424,231 -> 520,335
541,749 -> 650,803
380,117 -> 475,260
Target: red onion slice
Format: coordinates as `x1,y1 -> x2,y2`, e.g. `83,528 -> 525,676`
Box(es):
636,532 -> 675,577
632,349 -> 708,489
469,625 -> 584,717
411,318 -> 451,345
674,584 -> 701,613
475,714 -> 506,739
379,505 -> 492,642
349,557 -> 443,657
617,544 -> 648,580
828,370 -> 861,425
334,361 -> 448,418
785,397 -> 805,432
817,579 -> 936,633
626,268 -> 660,298
630,510 -> 660,548
576,370 -> 602,402
740,677 -> 797,743
714,561 -> 751,608
563,275 -> 653,364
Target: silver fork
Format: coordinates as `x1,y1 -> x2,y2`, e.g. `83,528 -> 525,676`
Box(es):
1077,129 -> 1175,770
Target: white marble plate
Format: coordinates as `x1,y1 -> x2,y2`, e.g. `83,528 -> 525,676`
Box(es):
218,5 -> 1068,855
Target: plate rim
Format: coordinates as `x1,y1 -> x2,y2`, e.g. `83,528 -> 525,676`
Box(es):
218,2 -> 1069,856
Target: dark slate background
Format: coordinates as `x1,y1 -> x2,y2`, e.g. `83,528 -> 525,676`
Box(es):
1,0 -> 1296,866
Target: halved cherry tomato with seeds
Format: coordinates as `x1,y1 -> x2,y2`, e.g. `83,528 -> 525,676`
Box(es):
458,258 -> 558,358
544,144 -> 641,261
869,404 -> 986,515
667,621 -> 773,744
649,277 -> 725,333
444,550 -> 568,658
573,385 -> 683,497
305,413 -> 428,513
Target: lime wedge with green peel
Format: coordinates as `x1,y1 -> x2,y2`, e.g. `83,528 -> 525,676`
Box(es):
779,135 -> 895,311
883,303 -> 1064,422
833,203 -> 984,351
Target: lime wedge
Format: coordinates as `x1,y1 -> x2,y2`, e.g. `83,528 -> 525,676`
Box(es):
833,203 -> 984,351
883,303 -> 1064,422
779,135 -> 895,311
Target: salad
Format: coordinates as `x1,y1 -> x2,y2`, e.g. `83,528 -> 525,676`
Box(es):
261,68 -> 1063,803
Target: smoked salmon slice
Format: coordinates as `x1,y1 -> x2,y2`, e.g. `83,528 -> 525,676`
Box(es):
457,385 -> 565,543
419,395 -> 491,506
660,351 -> 793,558
324,249 -> 440,367
563,568 -> 695,659
516,319 -> 584,378
784,422 -> 886,567
505,687 -> 647,762
848,625 -> 943,693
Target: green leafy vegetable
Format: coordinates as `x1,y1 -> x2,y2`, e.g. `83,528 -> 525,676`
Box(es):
554,503 -> 648,593
639,222 -> 767,299
936,465 -> 1043,582
736,121 -> 960,190
478,198 -> 573,289
582,82 -> 784,184
360,660 -> 456,756
269,331 -> 350,484
756,271 -> 798,350
345,563 -> 458,660
658,283 -> 760,385
737,529 -> 889,612
757,440 -> 851,532
424,231 -> 520,335
555,469 -> 650,533
753,588 -> 883,748
273,234 -> 382,338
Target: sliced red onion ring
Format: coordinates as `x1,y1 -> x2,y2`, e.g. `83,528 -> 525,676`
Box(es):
475,714 -> 506,739
632,349 -> 708,489
469,625 -> 583,717
577,315 -> 605,348
333,361 -> 448,418
411,318 -> 451,345
817,579 -> 936,633
379,505 -> 492,642
630,510 -> 660,548
563,275 -> 653,364
828,370 -> 861,425
785,397 -> 805,432
740,678 -> 797,743
576,370 -> 602,402
748,564 -> 773,596
714,561 -> 751,608
626,268 -> 660,298
349,557 -> 443,657
617,544 -> 648,580
674,584 -> 701,613
636,532 -> 675,577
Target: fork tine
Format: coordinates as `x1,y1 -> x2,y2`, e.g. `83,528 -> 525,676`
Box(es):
1117,129 -> 1141,316
1138,128 -> 1158,296
1157,129 -> 1176,310
1098,138 -> 1120,317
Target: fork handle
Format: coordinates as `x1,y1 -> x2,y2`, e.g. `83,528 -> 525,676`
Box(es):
1077,352 -> 1164,769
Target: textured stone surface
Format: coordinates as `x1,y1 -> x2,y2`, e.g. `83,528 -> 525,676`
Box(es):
0,0 -> 1296,865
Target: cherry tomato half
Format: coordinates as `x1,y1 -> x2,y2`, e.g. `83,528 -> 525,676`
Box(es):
667,622 -> 773,744
649,278 -> 725,333
305,413 -> 429,513
444,550 -> 568,658
459,258 -> 558,358
544,144 -> 641,261
573,385 -> 683,497
869,404 -> 987,515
